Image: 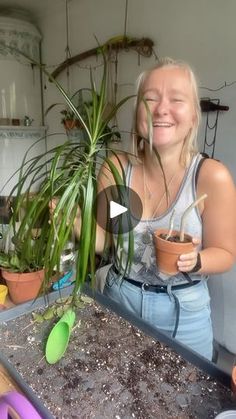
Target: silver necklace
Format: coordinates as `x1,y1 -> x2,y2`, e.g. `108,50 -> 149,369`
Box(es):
142,163 -> 177,244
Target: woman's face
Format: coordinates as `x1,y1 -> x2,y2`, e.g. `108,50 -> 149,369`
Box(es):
136,66 -> 196,149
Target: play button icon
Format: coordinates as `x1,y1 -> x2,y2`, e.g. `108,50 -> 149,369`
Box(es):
110,201 -> 128,219
95,185 -> 143,234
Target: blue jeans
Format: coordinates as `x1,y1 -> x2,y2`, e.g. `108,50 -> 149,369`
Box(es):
104,268 -> 213,360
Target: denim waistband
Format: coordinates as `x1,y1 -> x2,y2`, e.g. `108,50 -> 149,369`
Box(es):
112,265 -> 200,293
123,276 -> 200,293
112,265 -> 201,339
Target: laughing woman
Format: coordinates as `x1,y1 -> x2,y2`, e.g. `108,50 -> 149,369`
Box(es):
50,57 -> 236,360
98,57 -> 236,360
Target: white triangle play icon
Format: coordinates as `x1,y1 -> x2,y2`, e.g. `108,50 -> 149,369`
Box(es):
110,201 -> 128,219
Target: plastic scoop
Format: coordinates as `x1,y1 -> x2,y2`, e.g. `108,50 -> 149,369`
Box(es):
45,308 -> 76,364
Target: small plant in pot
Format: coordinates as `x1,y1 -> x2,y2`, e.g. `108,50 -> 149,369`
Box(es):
0,194 -> 49,304
46,89 -> 88,131
60,108 -> 82,130
154,194 -> 207,275
47,88 -> 121,147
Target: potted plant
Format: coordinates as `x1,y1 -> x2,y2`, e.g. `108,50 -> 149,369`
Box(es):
0,194 -> 48,304
153,194 -> 207,274
2,45 -> 135,310
60,108 -> 81,130
48,89 -> 121,146
61,89 -> 92,131
45,89 -> 86,131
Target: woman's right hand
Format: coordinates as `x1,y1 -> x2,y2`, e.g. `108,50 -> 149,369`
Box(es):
73,205 -> 82,239
48,197 -> 59,224
49,197 -> 58,213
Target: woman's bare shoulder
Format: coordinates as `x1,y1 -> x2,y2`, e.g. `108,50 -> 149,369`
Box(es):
98,152 -> 129,189
197,158 -> 236,225
107,152 -> 129,166
100,152 -> 129,174
199,157 -> 235,188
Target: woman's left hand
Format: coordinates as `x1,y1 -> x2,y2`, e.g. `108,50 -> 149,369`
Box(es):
177,237 -> 201,272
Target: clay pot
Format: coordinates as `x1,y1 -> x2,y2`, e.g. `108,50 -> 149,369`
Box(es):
1,269 -> 44,304
63,119 -> 81,130
153,229 -> 194,275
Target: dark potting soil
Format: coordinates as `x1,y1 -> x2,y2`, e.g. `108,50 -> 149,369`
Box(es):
0,298 -> 235,419
159,234 -> 191,243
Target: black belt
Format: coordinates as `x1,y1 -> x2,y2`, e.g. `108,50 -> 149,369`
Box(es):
111,266 -> 201,339
112,266 -> 200,293
124,276 -> 200,292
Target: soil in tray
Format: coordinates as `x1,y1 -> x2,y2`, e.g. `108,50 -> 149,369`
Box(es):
0,297 -> 235,419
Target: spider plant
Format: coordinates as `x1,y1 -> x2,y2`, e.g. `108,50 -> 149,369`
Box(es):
0,193 -> 49,273
4,45 -> 135,305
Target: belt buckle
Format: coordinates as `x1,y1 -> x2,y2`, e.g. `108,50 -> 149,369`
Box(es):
141,283 -> 150,291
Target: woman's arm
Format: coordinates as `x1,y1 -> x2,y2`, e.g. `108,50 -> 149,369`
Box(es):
50,154 -> 128,255
196,158 -> 236,274
95,153 -> 128,254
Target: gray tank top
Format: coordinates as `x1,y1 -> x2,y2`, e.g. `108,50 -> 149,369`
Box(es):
113,153 -> 207,285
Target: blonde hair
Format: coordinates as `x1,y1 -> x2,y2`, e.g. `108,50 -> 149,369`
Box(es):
130,57 -> 201,167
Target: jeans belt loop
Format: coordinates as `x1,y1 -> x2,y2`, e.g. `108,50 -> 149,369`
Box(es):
167,283 -> 174,301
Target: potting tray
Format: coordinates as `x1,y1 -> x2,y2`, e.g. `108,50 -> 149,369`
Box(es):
0,283 -> 75,322
0,296 -> 235,418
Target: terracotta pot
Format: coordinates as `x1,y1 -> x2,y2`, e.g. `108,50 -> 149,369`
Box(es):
153,228 -> 194,275
1,269 -> 45,304
231,365 -> 236,394
63,119 -> 81,130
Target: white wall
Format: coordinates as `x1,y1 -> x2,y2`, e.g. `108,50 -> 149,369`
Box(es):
39,0 -> 236,178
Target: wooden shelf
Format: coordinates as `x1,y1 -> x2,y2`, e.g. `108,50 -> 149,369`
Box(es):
0,126 -> 47,140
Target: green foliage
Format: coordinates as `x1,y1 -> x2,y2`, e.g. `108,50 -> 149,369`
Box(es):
0,250 -> 43,273
46,88 -> 91,126
2,44 -> 135,303
32,294 -> 93,323
0,192 -> 49,273
0,251 -> 26,272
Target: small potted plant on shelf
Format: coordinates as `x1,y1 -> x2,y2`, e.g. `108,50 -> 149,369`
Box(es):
46,88 -> 92,132
60,108 -> 81,130
153,194 -> 207,274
